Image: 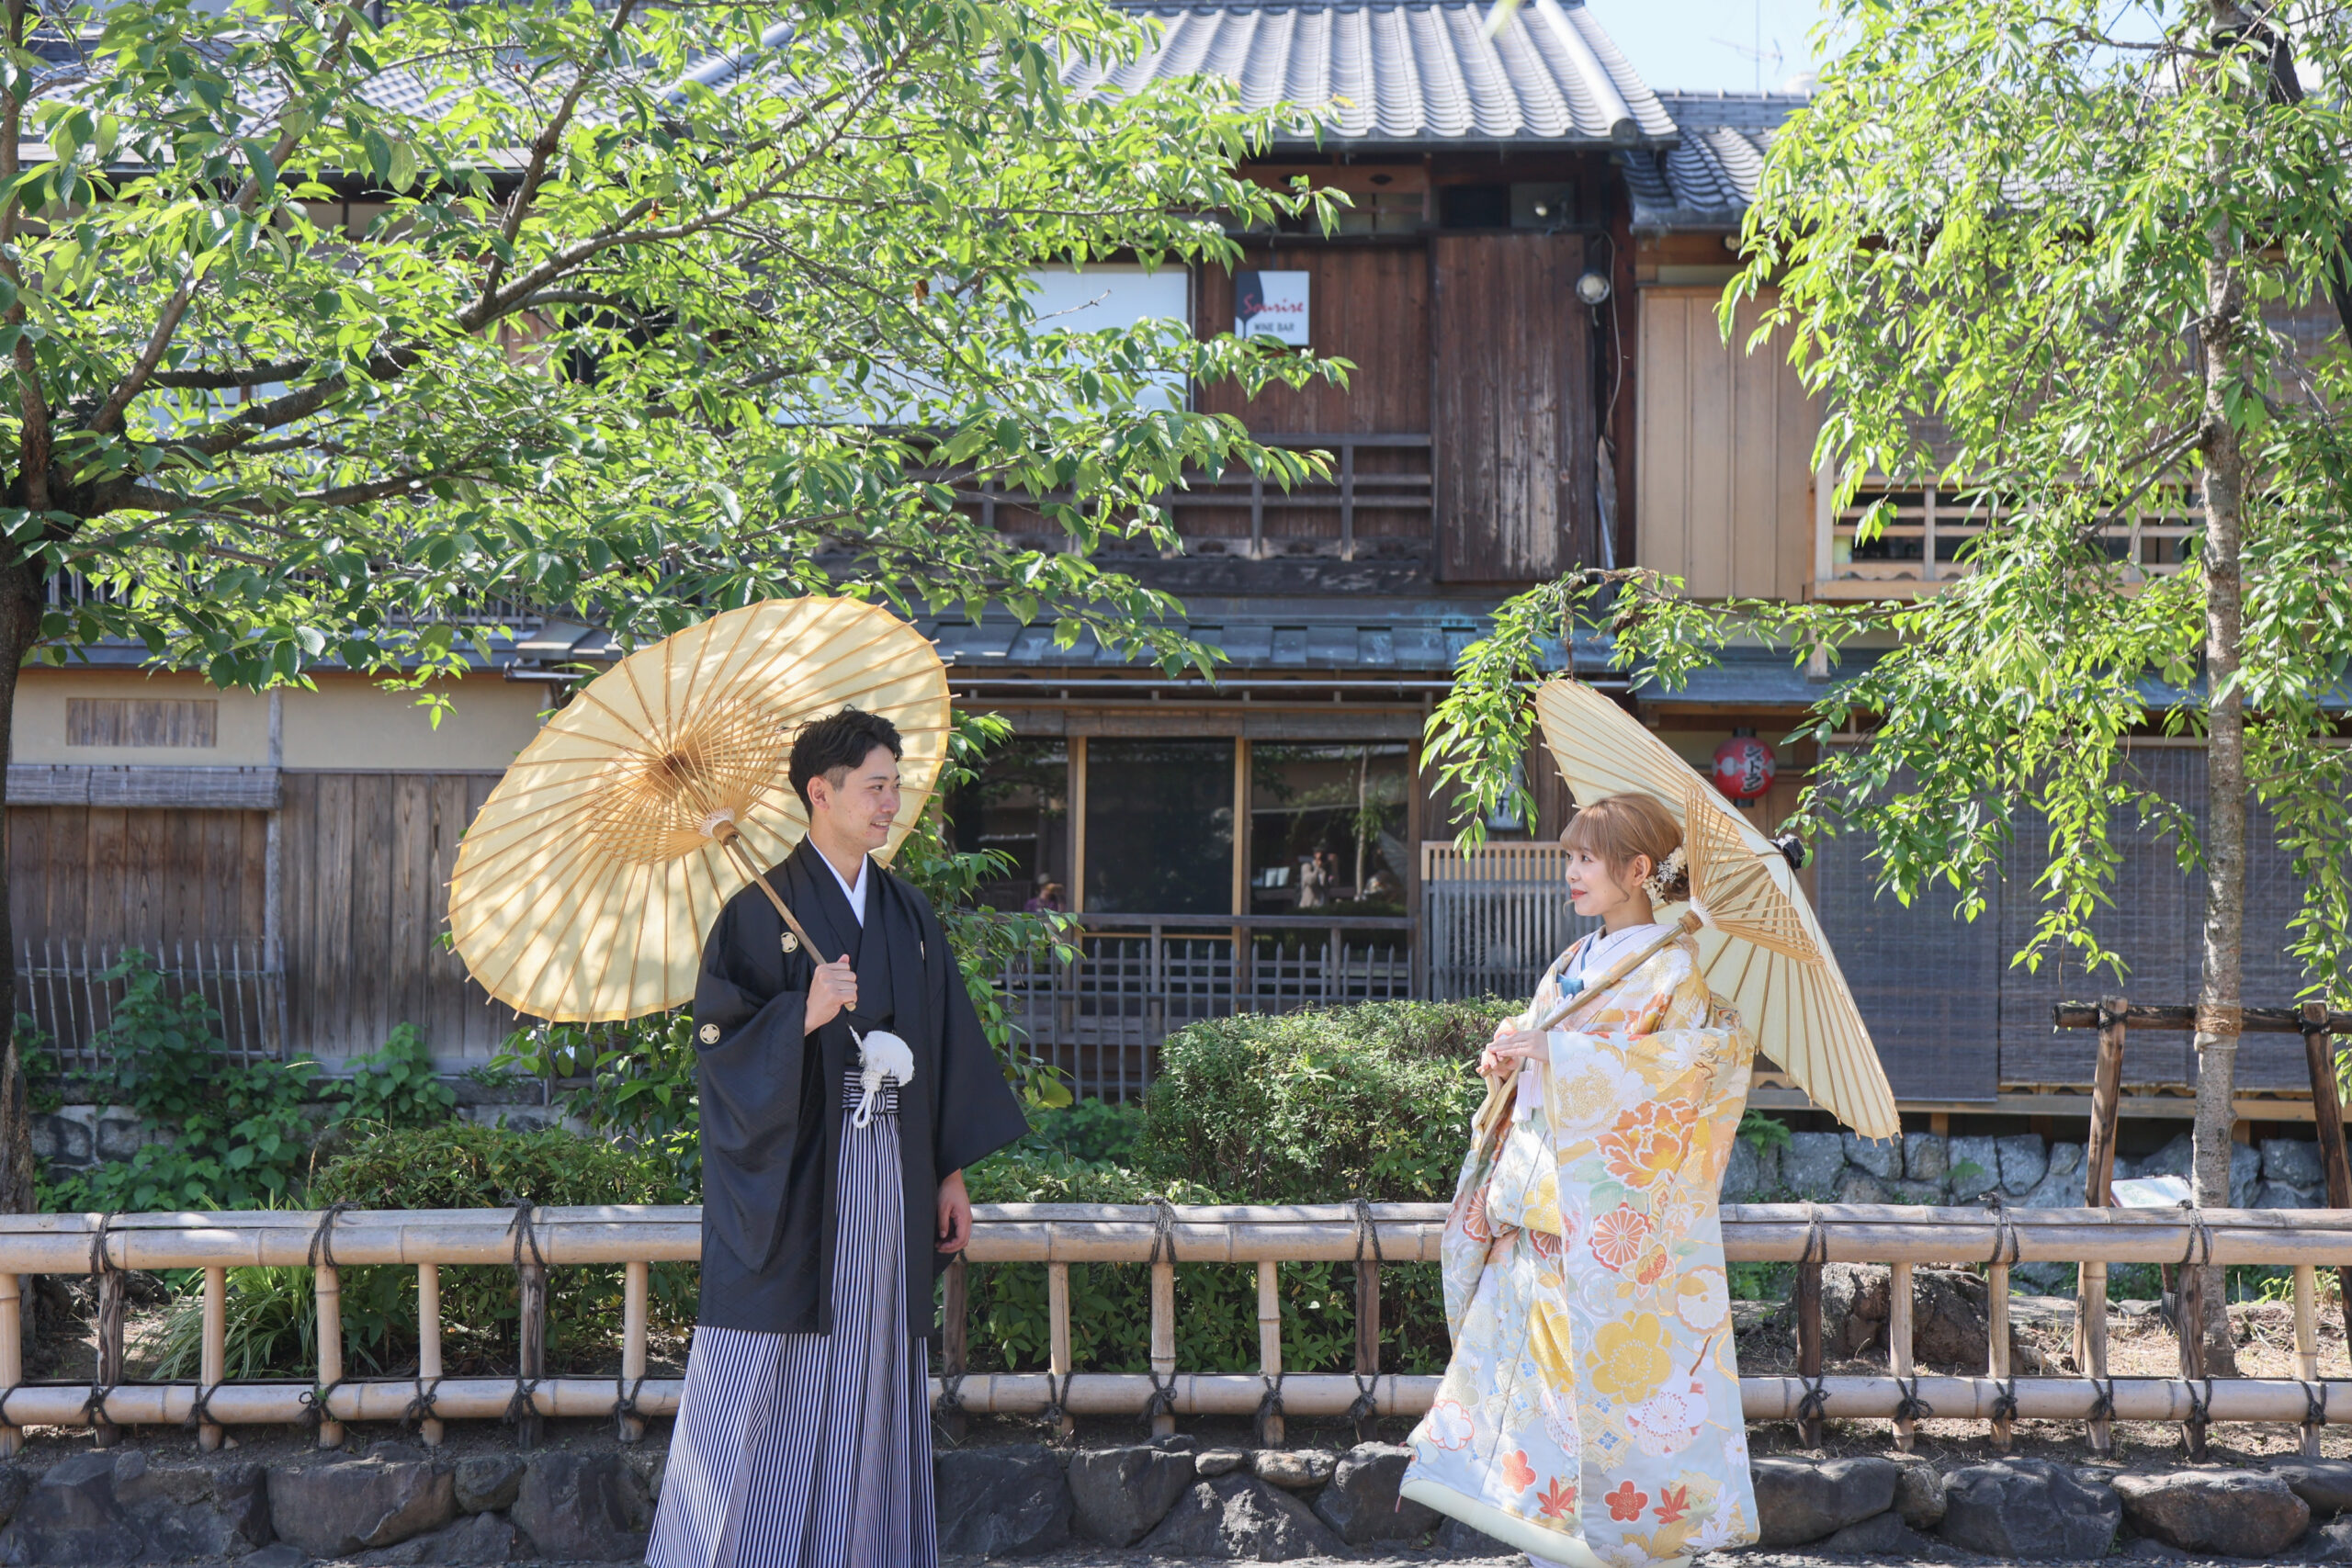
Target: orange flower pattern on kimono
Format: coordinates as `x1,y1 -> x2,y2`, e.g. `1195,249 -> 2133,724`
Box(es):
1402,933 -> 1759,1568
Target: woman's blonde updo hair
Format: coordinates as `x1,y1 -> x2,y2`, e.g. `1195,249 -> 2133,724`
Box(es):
1561,793 -> 1690,903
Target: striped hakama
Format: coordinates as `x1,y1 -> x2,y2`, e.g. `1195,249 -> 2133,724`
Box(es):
649,1072 -> 937,1568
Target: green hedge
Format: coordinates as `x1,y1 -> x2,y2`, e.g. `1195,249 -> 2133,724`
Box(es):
956,999 -> 1512,1378
158,1123 -> 691,1380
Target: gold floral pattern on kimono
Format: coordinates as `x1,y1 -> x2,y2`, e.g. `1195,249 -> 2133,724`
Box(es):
1402,932 -> 1759,1568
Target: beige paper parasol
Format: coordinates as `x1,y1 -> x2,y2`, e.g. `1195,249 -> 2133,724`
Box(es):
1515,678 -> 1900,1140
447,597 -> 951,1023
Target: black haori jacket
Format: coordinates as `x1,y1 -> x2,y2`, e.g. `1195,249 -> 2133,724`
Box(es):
690,838 -> 1027,1336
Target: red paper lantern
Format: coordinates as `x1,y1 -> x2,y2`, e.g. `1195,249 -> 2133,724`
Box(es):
1713,731 -> 1775,803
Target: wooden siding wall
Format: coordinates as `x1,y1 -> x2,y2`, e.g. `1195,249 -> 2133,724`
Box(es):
1431,233 -> 1596,581
280,772 -> 516,1062
8,807 -> 267,953
1195,245 -> 1430,433
1636,288 -> 1819,601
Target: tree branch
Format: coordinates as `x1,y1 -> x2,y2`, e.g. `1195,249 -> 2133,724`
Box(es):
147,358 -> 321,391
477,0 -> 640,313
1,0 -> 51,513
85,10 -> 356,435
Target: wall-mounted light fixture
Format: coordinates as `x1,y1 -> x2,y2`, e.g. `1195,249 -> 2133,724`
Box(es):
1574,269 -> 1612,306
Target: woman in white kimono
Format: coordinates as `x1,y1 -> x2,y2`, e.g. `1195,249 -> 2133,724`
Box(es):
1401,794 -> 1761,1568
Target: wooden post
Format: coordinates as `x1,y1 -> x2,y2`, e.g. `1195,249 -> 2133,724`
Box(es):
2297,1263 -> 2323,1458
1353,1253 -> 1381,1442
941,1256 -> 971,1444
1069,737 -> 1088,917
1988,1260 -> 2013,1452
95,1266 -> 124,1448
1796,1258 -> 1823,1449
619,1260 -> 649,1444
198,1266 -> 225,1452
516,1258 -> 547,1449
1149,1251 -> 1176,1440
1046,1262 -> 1074,1441
2179,1249 -> 2209,1460
2300,1002 -> 2352,1347
315,1263 -> 344,1449
2078,995 -> 2125,1457
417,1263 -> 445,1447
1256,1259 -> 1283,1448
1889,1260 -> 1916,1453
0,1272 -> 22,1458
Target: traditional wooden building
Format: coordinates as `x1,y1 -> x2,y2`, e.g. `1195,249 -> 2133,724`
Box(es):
13,4 -> 2300,1135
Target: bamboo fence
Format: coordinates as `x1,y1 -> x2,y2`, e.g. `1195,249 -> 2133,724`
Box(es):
7,1201 -> 2352,1457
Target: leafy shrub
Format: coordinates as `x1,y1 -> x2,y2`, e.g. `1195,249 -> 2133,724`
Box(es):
45,953 -> 328,1212
1138,999 -> 1512,1203
492,1013 -> 700,1202
164,1122 -> 696,1378
952,1004 -> 1511,1382
340,1024 -> 457,1129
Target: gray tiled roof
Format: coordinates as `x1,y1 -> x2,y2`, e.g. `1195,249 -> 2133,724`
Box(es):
923,597 -> 1610,675
1624,90 -> 1801,230
1091,0 -> 1674,147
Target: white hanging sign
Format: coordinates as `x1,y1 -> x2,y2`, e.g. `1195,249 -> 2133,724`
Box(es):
1235,270 -> 1310,345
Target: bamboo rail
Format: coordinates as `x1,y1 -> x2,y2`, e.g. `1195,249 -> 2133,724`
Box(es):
0,1201 -> 2347,1455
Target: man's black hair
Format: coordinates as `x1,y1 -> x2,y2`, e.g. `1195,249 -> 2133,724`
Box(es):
789,706 -> 903,808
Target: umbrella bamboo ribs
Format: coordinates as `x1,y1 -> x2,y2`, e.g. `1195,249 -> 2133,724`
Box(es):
2,1202 -> 2350,1453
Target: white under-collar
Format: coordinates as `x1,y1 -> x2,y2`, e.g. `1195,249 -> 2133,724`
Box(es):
821,852 -> 869,927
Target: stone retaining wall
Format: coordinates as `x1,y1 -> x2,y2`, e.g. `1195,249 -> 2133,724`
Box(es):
2,1433 -> 2350,1562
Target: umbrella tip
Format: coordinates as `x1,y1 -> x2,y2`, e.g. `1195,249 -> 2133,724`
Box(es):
1772,831 -> 1809,872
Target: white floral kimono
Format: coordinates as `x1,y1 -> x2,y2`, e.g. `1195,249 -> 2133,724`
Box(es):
1401,931 -> 1760,1568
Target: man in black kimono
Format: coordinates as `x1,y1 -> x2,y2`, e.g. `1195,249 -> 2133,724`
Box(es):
649,706 -> 1028,1568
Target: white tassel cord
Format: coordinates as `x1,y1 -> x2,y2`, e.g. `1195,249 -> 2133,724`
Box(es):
851,1029 -> 916,1127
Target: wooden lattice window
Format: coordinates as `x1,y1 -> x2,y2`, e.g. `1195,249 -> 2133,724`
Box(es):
66,697 -> 218,748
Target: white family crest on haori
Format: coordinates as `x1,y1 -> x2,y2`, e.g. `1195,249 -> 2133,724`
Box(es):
852,1029 -> 916,1128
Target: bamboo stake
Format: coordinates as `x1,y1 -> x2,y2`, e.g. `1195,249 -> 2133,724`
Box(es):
2299,1263 -> 2322,1459
2179,1252 -> 2208,1461
1988,1262 -> 2012,1452
1353,1253 -> 1381,1444
95,1266 -> 124,1448
198,1266 -> 225,1452
417,1263 -> 445,1447
316,1263 -> 344,1449
1796,1257 -> 1823,1449
1149,1253 -> 1176,1441
517,1257 -> 548,1449
1256,1260 -> 1283,1448
2078,992 -> 2124,1460
1046,1262 -> 1073,1440
620,1261 -> 648,1444
1889,1260 -> 1915,1453
942,1256 -> 970,1444
2300,1003 -> 2352,1347
0,1272 -> 21,1458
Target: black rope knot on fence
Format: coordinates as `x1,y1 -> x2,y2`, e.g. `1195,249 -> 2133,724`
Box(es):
1794,1375 -> 1829,1426
2305,1380 -> 2330,1431
307,1201 -> 359,1271
611,1374 -> 645,1439
1799,1204 -> 1828,1267
2086,1378 -> 2117,1422
1257,1371 -> 1286,1438
1984,1192 -> 2018,1268
1989,1379 -> 2019,1425
1040,1371 -> 1067,1441
1894,1376 -> 1933,1423
403,1376 -> 443,1433
180,1380 -> 217,1433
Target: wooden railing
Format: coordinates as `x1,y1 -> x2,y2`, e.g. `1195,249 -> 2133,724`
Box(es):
1000,914 -> 1413,1101
1815,468 -> 2198,599
962,432 -> 1433,561
8,1202 -> 2352,1458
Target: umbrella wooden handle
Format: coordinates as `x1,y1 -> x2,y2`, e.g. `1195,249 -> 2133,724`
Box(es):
1471,910 -> 1704,1138
707,823 -> 822,955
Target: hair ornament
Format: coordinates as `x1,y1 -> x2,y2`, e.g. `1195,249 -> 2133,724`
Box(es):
1643,845 -> 1688,904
